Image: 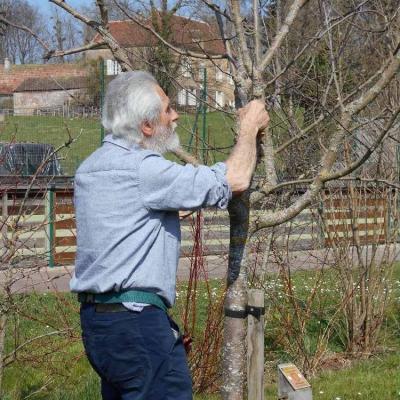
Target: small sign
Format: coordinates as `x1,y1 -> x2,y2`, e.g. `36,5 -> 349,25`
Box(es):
279,363 -> 311,390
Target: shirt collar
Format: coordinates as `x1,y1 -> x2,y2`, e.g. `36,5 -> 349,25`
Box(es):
103,134 -> 140,151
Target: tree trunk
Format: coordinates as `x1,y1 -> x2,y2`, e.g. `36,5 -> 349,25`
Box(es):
221,195 -> 250,399
0,314 -> 8,395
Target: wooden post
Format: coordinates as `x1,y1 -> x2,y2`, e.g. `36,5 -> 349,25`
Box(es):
247,289 -> 265,400
1,192 -> 8,251
45,187 -> 55,268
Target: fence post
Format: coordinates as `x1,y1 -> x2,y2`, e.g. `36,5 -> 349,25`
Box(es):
46,186 -> 55,268
201,67 -> 207,163
247,289 -> 265,400
100,58 -> 105,145
317,196 -> 326,249
1,192 -> 8,251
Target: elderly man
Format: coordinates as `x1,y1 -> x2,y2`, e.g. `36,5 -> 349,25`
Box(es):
70,70 -> 269,400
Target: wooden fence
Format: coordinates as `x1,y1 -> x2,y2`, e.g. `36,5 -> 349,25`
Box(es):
0,184 -> 398,267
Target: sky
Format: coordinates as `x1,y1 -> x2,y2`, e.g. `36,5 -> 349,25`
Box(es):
27,0 -> 93,16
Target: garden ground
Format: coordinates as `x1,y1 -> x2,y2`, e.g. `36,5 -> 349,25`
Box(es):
2,263 -> 399,400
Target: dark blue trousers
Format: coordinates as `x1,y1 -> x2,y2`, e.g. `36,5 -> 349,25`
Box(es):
80,304 -> 193,400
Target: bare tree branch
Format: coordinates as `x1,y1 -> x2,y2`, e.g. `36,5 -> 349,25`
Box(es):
0,14 -> 50,53
230,0 -> 253,75
49,0 -> 99,28
112,1 -> 228,60
266,1 -> 372,88
200,0 -> 233,22
324,107 -> 400,181
252,102 -> 400,230
253,0 -> 261,65
44,41 -> 105,60
3,328 -> 72,367
258,0 -> 311,72
274,51 -> 395,155
214,5 -> 238,74
172,148 -> 200,166
49,0 -> 133,71
253,106 -> 399,198
96,0 -> 109,27
347,44 -> 400,115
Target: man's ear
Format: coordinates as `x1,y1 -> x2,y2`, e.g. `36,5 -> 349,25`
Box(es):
141,120 -> 154,137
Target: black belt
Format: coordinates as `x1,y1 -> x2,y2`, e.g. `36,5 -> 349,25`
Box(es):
94,303 -> 129,313
90,304 -> 156,313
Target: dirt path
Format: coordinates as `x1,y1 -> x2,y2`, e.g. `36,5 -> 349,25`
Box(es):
1,255 -> 229,294
2,244 -> 400,294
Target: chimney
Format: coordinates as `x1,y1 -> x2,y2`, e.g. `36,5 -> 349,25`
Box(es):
4,57 -> 10,71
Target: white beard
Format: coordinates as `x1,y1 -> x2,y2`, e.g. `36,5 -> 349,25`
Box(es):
142,122 -> 180,154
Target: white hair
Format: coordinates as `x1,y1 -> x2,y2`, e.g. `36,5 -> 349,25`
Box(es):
101,71 -> 162,144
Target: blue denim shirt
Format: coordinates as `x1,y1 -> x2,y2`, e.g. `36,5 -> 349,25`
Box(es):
69,135 -> 232,306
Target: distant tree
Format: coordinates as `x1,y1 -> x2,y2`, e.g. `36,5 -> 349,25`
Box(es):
80,0 -> 143,45
47,7 -> 84,63
79,0 -> 183,96
0,11 -> 6,62
1,0 -> 44,64
147,1 -> 184,96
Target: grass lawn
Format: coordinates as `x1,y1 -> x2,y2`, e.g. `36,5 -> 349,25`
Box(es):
5,350 -> 399,399
308,354 -> 400,400
2,262 -> 400,400
0,111 -> 235,175
0,115 -> 101,176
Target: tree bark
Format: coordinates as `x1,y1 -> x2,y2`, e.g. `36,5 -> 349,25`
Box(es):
0,314 -> 7,395
221,195 -> 250,400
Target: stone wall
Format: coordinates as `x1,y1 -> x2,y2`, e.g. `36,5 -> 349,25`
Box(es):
0,64 -> 87,97
13,89 -> 88,115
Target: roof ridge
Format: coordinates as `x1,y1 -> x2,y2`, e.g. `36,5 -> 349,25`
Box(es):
94,15 -> 225,55
107,14 -> 209,26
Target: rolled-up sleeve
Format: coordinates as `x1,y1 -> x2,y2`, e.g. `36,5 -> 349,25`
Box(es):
138,153 -> 232,211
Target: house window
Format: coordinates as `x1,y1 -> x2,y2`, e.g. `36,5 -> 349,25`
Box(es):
178,89 -> 186,105
178,88 -> 197,106
181,57 -> 192,78
187,88 -> 196,106
215,66 -> 223,82
198,63 -> 206,80
215,90 -> 225,107
106,59 -> 122,76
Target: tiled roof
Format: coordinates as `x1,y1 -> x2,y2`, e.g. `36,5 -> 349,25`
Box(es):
0,63 -> 88,95
93,15 -> 226,55
14,75 -> 88,92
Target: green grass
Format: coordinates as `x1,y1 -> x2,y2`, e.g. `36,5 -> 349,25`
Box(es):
0,107 -> 305,176
263,353 -> 400,400
2,264 -> 399,399
6,351 -> 399,399
1,115 -> 101,176
309,354 -> 400,400
0,111 -> 235,175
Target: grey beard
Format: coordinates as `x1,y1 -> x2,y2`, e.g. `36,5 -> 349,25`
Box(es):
142,123 -> 180,154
